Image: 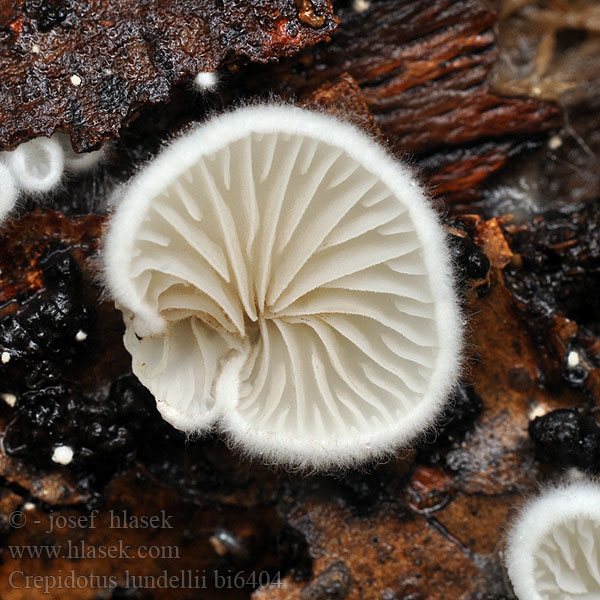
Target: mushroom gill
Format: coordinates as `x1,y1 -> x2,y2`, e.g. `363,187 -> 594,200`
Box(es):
103,105 -> 462,468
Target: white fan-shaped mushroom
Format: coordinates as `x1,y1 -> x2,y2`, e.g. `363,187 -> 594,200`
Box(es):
103,105 -> 462,468
0,162 -> 18,222
4,136 -> 64,193
506,481 -> 600,600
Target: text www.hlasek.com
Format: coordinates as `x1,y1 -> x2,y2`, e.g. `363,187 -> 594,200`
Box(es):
8,540 -> 179,560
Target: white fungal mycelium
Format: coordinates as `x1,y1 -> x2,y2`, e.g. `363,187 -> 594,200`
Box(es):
103,105 -> 462,468
506,480 -> 600,600
0,132 -> 106,224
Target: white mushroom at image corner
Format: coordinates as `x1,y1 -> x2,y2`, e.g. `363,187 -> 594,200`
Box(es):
0,132 -> 106,224
103,104 -> 463,469
506,480 -> 600,600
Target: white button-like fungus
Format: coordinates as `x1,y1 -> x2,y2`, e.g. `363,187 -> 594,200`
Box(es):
51,444 -> 74,465
506,481 -> 600,600
0,132 -> 107,224
4,136 -> 64,194
193,71 -> 218,92
104,105 -> 462,468
1,351 -> 11,364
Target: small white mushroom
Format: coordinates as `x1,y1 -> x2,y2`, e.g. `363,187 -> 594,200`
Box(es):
4,136 -> 64,194
103,105 -> 462,468
193,71 -> 218,92
0,132 -> 108,224
1,351 -> 11,364
51,445 -> 74,465
506,481 -> 600,600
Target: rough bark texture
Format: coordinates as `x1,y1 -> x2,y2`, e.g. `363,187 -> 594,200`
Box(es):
231,0 -> 562,209
0,0 -> 337,152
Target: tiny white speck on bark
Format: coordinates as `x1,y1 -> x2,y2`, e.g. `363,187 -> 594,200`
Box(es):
1,393 -> 17,407
528,402 -> 549,420
568,351 -> 580,368
548,135 -> 563,150
52,445 -> 74,465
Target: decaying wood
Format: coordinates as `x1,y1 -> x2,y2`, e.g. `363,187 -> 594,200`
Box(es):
0,0 -> 337,152
232,0 -> 562,209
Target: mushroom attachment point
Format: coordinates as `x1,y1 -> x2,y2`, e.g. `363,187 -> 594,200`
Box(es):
55,132 -> 106,173
506,480 -> 600,600
103,105 -> 462,469
0,162 -> 18,223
